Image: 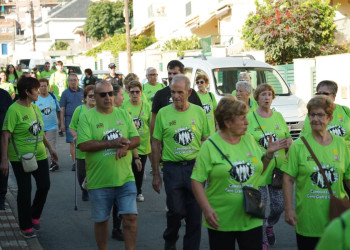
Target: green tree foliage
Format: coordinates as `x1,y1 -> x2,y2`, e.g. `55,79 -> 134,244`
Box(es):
84,1 -> 133,41
241,0 -> 345,65
161,36 -> 201,56
85,34 -> 157,57
49,41 -> 69,51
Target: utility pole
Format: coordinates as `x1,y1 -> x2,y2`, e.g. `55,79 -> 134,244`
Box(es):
124,0 -> 131,73
12,21 -> 15,52
30,0 -> 35,51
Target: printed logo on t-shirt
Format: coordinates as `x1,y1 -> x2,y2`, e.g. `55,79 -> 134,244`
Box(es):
258,132 -> 277,149
22,115 -> 29,121
327,125 -> 346,137
29,120 -> 43,136
133,118 -> 143,129
229,160 -> 255,183
202,103 -> 212,114
102,129 -> 122,140
173,127 -> 194,146
41,107 -> 53,115
310,164 -> 338,189
168,96 -> 173,104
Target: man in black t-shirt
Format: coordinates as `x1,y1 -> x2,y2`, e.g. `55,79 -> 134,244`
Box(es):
150,60 -> 202,135
0,89 -> 13,210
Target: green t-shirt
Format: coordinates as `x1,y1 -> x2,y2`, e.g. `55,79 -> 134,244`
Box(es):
0,82 -> 15,96
121,101 -> 151,155
153,104 -> 210,161
49,71 -> 68,100
316,209 -> 350,250
8,74 -> 17,85
281,133 -> 350,237
142,83 -> 165,104
17,71 -> 23,78
69,105 -> 88,159
77,108 -> 139,189
301,104 -> 350,150
197,91 -> 217,136
40,70 -> 55,80
191,132 -> 264,231
2,103 -> 46,162
247,110 -> 291,185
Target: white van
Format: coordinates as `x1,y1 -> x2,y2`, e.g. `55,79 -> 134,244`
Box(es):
181,56 -> 307,140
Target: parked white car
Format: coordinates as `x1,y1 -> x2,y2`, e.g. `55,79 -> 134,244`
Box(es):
180,55 -> 307,139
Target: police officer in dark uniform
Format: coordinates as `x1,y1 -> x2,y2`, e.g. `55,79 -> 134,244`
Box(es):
104,63 -> 123,87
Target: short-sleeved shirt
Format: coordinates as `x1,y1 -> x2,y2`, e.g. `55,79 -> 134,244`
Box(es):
0,89 -> 12,137
34,93 -> 60,131
281,133 -> 350,237
69,105 -> 88,159
49,71 -> 68,100
153,104 -> 210,161
8,74 -> 18,85
83,76 -> 97,87
191,132 -> 264,231
59,87 -> 84,126
2,102 -> 46,162
40,70 -> 55,80
142,83 -> 165,104
197,91 -> 217,135
301,104 -> 350,149
247,110 -> 291,185
77,108 -> 139,189
315,209 -> 350,250
0,82 -> 15,96
151,86 -> 203,114
121,100 -> 152,155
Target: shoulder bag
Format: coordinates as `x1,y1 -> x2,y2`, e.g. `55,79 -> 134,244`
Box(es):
11,105 -> 39,172
208,138 -> 265,219
301,136 -> 350,220
253,112 -> 283,188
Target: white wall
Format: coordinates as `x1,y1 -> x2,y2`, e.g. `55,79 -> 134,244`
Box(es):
48,20 -> 85,42
293,58 -> 315,103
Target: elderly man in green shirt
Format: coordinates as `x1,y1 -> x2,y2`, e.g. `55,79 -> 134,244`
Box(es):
142,67 -> 165,104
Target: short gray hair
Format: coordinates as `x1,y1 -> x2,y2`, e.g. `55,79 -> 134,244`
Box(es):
236,81 -> 252,94
146,67 -> 156,75
238,72 -> 251,83
68,73 -> 78,79
171,74 -> 191,91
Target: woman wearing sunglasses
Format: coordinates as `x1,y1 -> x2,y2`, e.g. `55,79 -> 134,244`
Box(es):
196,74 -> 217,135
69,85 -> 96,201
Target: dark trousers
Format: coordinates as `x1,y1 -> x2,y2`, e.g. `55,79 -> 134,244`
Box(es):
11,159 -> 50,230
131,155 -> 147,194
0,169 -> 8,204
162,162 -> 202,250
208,226 -> 263,250
77,159 -> 86,191
296,233 -> 319,250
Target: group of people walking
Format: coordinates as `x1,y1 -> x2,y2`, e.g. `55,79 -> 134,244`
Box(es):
0,59 -> 349,250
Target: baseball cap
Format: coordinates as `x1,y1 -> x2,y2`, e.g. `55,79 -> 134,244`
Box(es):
108,63 -> 116,68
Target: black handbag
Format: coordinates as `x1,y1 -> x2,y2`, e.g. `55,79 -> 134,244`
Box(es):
208,138 -> 265,219
253,112 -> 283,189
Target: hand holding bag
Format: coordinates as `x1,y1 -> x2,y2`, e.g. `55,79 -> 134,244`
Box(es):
208,138 -> 265,219
11,105 -> 39,173
301,136 -> 350,220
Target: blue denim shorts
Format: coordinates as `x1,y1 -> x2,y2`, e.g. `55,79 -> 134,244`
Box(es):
65,127 -> 73,143
89,181 -> 138,222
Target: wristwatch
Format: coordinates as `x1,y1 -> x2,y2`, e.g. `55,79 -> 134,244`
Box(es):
134,157 -> 141,160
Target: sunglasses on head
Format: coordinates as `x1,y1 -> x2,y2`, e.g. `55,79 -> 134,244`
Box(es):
196,80 -> 205,84
96,91 -> 113,98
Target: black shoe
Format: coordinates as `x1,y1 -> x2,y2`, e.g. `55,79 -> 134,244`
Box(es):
71,164 -> 76,171
111,228 -> 124,241
164,241 -> 176,250
59,131 -> 64,137
49,162 -> 59,171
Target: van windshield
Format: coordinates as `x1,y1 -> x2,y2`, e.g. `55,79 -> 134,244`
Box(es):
19,59 -> 30,70
212,67 -> 290,96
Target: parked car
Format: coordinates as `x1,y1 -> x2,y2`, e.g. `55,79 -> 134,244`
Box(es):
180,55 -> 307,139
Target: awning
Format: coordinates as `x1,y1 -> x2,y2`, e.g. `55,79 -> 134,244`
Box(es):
215,4 -> 231,19
130,21 -> 154,37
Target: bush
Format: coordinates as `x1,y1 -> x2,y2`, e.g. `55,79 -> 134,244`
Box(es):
50,41 -> 69,51
161,36 -> 201,56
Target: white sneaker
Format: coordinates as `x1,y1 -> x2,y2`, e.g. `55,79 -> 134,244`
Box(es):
136,194 -> 144,202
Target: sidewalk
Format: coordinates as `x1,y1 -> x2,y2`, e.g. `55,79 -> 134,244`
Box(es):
0,189 -> 42,250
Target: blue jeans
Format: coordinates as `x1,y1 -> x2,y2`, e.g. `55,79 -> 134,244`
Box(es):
162,161 -> 202,250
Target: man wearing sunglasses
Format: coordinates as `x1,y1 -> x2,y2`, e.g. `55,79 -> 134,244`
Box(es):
59,73 -> 84,171
77,80 -> 140,250
40,62 -> 55,80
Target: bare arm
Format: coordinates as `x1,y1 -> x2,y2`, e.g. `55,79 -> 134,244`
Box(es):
283,173 -> 297,226
151,137 -> 162,193
192,180 -> 219,229
60,107 -> 65,131
262,136 -> 289,172
115,136 -> 140,159
69,128 -> 77,141
79,137 -> 131,152
0,131 -> 11,176
56,111 -> 61,130
150,112 -> 157,137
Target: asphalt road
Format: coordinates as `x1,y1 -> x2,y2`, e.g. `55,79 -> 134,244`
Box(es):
8,135 -> 297,250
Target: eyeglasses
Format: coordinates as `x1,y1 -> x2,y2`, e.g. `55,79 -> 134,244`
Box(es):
308,113 -> 327,119
45,65 -> 50,67
315,92 -> 332,96
148,74 -> 158,77
196,80 -> 205,84
130,90 -> 141,95
87,94 -> 95,98
96,91 -> 113,98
